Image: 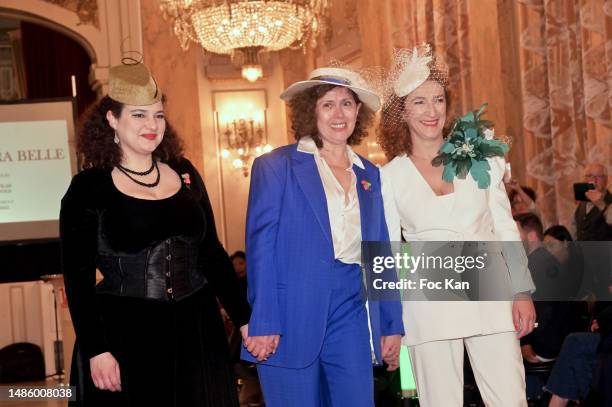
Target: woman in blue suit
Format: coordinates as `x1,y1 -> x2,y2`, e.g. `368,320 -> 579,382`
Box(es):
241,66 -> 404,406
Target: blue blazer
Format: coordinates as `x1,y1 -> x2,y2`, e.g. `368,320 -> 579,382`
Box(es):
241,144 -> 404,368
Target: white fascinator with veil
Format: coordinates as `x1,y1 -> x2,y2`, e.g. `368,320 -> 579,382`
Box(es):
382,44 -> 450,130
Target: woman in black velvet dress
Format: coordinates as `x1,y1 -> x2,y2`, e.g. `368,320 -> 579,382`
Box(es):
60,61 -> 250,406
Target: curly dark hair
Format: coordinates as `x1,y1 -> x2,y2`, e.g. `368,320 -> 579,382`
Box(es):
377,77 -> 451,160
77,96 -> 183,170
288,84 -> 375,148
513,212 -> 544,240
544,225 -> 573,242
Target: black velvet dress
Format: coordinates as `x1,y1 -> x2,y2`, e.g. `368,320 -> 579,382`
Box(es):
60,158 -> 250,406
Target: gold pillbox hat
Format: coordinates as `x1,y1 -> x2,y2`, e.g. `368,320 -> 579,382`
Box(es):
108,62 -> 162,105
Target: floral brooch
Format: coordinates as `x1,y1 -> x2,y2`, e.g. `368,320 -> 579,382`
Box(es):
361,180 -> 372,191
181,173 -> 191,189
432,103 -> 509,189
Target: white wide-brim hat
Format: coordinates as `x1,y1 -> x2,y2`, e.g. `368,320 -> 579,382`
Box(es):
280,67 -> 381,111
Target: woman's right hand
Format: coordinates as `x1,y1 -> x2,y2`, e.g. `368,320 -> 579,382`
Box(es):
90,352 -> 121,392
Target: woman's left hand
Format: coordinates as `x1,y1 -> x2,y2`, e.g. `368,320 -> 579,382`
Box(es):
240,324 -> 280,361
381,335 -> 401,371
512,294 -> 536,338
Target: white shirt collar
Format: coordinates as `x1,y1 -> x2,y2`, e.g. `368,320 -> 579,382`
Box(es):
297,136 -> 365,169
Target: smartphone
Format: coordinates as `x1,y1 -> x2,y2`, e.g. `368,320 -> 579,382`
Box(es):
574,182 -> 595,201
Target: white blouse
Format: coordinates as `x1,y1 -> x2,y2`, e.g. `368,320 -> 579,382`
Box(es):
297,136 -> 363,265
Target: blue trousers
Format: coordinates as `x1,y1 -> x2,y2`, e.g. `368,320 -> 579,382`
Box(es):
544,332 -> 600,400
256,261 -> 374,407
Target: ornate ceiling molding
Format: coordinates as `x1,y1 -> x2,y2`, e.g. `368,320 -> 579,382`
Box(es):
43,0 -> 99,29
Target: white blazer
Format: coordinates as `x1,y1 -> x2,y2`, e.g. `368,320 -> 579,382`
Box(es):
381,155 -> 535,346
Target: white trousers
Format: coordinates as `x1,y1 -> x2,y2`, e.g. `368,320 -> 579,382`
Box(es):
408,332 -> 527,407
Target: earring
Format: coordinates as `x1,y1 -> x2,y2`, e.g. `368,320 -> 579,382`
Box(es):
114,131 -> 119,144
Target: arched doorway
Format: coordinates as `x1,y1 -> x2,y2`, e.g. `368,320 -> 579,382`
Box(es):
0,0 -> 145,98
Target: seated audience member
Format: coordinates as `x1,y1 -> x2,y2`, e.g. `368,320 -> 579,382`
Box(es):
228,251 -> 264,405
230,250 -> 248,301
543,225 -> 573,243
227,251 -> 248,360
515,216 -> 572,354
591,305 -> 612,406
508,178 -> 538,217
516,214 -> 572,400
543,225 -> 583,300
545,305 -> 612,407
516,213 -> 555,299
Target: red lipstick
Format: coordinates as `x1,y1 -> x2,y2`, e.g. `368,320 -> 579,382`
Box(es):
141,133 -> 157,140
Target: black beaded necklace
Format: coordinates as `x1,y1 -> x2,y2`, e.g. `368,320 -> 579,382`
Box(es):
116,160 -> 160,188
118,160 -> 155,176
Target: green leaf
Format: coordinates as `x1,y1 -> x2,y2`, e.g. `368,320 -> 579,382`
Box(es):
479,140 -> 509,157
438,104 -> 503,189
440,142 -> 455,154
432,155 -> 445,167
475,103 -> 488,118
478,143 -> 495,156
455,158 -> 472,178
442,163 -> 456,183
460,111 -> 475,123
465,126 -> 478,140
470,158 -> 491,189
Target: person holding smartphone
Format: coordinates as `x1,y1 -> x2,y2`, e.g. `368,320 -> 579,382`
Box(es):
574,163 -> 611,241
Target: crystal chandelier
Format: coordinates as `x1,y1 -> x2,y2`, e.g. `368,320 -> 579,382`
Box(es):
160,0 -> 330,82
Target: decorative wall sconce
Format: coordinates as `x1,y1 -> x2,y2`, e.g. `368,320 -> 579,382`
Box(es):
214,90 -> 272,177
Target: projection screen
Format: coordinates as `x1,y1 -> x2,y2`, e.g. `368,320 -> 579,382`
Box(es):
0,98 -> 77,242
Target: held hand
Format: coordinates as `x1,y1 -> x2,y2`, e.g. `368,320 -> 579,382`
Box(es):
585,189 -> 604,207
244,331 -> 280,362
381,335 -> 401,371
241,324 -> 277,354
90,352 -> 121,392
239,324 -> 249,342
512,294 -> 536,339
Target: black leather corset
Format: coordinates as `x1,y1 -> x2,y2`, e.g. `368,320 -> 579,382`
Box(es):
96,236 -> 207,301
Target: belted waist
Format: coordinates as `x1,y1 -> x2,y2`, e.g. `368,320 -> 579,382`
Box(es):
96,236 -> 207,301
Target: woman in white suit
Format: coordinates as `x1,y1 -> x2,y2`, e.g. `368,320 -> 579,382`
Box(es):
379,45 -> 536,406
